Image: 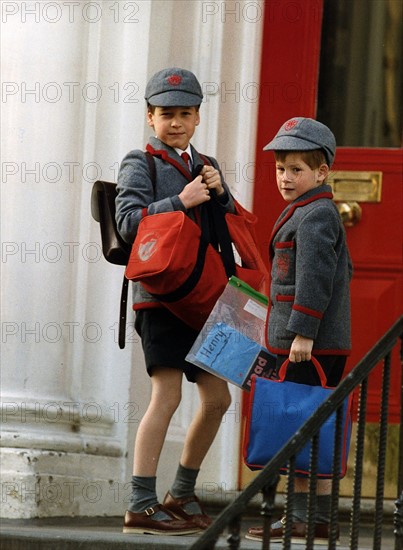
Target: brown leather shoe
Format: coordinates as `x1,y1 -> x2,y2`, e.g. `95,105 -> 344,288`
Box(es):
246,517 -> 339,543
123,504 -> 201,535
163,491 -> 213,530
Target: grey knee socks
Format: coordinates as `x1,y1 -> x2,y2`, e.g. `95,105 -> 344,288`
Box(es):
289,493 -> 332,524
170,463 -> 199,498
170,463 -> 202,515
291,492 -> 309,522
129,465 -> 204,519
129,476 -> 170,520
315,494 -> 332,524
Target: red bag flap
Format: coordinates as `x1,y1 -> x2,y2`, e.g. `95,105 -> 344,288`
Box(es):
125,211 -> 201,293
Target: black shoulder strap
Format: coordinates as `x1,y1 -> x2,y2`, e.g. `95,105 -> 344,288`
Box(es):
118,275 -> 129,349
199,154 -> 236,277
145,151 -> 156,193
118,151 -> 156,349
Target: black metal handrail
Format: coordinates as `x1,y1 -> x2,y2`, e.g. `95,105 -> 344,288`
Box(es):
191,315 -> 403,550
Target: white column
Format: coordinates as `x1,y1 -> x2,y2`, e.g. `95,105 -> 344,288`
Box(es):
1,0 -> 153,518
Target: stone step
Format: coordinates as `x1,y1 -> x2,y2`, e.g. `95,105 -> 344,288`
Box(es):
0,515 -> 396,550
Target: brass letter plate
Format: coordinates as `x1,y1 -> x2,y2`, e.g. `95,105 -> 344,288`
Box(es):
327,171 -> 382,202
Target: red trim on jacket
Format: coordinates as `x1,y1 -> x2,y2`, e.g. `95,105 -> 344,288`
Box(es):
199,154 -> 212,166
275,241 -> 294,249
146,143 -> 192,181
292,303 -> 323,319
269,192 -> 333,259
141,207 -> 148,218
276,294 -> 295,302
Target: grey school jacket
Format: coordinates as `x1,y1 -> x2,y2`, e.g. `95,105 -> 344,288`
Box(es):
115,136 -> 234,309
267,184 -> 353,356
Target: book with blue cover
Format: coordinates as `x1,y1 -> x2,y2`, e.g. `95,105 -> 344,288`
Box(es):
187,321 -> 277,390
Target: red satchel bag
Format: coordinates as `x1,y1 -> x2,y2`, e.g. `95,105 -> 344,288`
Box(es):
125,196 -> 269,330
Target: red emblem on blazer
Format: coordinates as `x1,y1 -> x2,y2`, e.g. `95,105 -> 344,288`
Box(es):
276,252 -> 290,280
167,75 -> 182,86
284,119 -> 298,131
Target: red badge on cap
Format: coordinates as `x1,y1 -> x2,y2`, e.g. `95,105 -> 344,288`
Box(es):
284,119 -> 298,131
167,75 -> 182,86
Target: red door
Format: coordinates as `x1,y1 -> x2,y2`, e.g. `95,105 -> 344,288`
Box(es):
252,0 -> 402,423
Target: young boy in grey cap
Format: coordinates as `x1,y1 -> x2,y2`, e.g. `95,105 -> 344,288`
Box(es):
246,117 -> 353,543
116,68 -> 233,535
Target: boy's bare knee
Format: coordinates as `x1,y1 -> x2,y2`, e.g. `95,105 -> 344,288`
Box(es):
202,391 -> 231,420
221,391 -> 232,413
151,392 -> 181,418
216,386 -> 232,413
166,395 -> 182,416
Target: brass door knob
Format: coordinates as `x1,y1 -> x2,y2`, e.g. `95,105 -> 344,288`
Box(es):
336,201 -> 362,227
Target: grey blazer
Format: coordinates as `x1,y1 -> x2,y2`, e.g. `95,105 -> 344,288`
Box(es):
267,184 -> 353,355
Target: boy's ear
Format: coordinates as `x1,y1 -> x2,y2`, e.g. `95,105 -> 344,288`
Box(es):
317,163 -> 329,182
146,111 -> 154,127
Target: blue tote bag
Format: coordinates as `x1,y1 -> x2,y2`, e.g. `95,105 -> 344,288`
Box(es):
243,357 -> 352,478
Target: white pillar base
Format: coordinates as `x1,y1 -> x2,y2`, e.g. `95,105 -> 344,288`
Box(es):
1,446 -> 126,518
1,397 -> 127,518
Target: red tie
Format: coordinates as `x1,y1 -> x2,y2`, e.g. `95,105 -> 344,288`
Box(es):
181,152 -> 191,171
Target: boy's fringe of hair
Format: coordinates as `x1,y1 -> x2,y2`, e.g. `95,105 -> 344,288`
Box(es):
274,149 -> 328,169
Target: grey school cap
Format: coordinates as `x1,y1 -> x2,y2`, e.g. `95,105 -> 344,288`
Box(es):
145,67 -> 203,107
263,117 -> 336,166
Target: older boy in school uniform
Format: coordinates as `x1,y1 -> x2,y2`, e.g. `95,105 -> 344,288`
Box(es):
116,68 -> 232,535
247,117 -> 352,543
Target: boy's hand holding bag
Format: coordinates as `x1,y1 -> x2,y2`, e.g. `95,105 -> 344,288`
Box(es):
243,357 -> 353,478
124,194 -> 269,330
